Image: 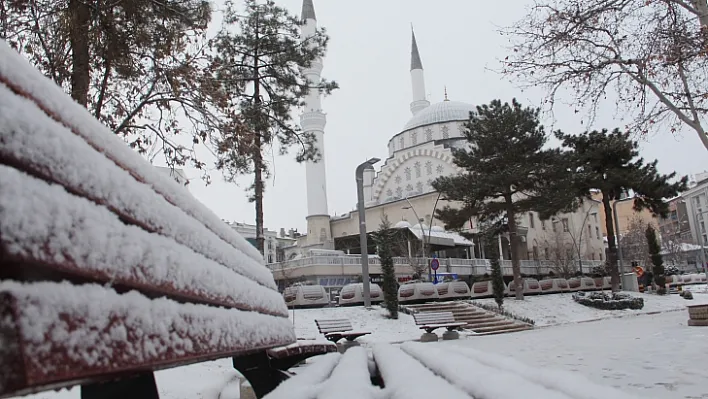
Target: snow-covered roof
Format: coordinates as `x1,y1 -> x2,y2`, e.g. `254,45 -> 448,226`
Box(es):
402,100 -> 475,131
402,223 -> 474,246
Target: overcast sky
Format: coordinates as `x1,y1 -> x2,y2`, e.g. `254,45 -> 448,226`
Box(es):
175,0 -> 708,234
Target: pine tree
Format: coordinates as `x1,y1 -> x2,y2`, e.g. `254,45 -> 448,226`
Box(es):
433,99 -> 575,300
210,0 -> 337,254
374,215 -> 398,319
646,224 -> 666,294
2,0 -> 218,172
557,129 -> 687,291
487,236 -> 505,309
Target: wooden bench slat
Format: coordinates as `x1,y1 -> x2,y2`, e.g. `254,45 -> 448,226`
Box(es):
261,352 -> 341,399
0,42 -> 267,281
0,165 -> 288,317
372,345 -> 472,399
401,343 -> 571,399
266,341 -> 336,360
314,347 -> 379,399
0,280 -> 295,398
0,84 -> 275,290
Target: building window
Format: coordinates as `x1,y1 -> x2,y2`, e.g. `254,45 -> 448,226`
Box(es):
399,136 -> 404,148
425,128 -> 433,141
593,213 -> 598,223
562,218 -> 569,232
404,167 -> 412,181
529,213 -> 534,228
588,224 -> 592,236
441,125 -> 450,139
414,161 -> 421,178
544,247 -> 550,259
425,161 -> 433,175
532,246 -> 539,260
552,220 -> 557,232
416,181 -> 423,192
541,220 -> 546,230
595,226 -> 600,239
411,131 -> 418,145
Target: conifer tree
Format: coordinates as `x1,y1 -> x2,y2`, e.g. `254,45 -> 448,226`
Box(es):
210,0 -> 337,254
374,215 -> 398,318
485,233 -> 505,309
557,129 -> 687,291
646,224 -> 666,294
433,99 -> 574,300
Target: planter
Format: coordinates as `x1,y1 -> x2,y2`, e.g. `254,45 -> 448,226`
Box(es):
687,304 -> 708,327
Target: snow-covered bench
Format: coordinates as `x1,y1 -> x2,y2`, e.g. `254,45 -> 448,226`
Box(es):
263,342 -> 641,399
412,311 -> 466,341
0,40 -> 334,399
315,318 -> 371,343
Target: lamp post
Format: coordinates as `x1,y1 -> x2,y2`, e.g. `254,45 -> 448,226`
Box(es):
356,157 -> 380,309
612,196 -> 635,290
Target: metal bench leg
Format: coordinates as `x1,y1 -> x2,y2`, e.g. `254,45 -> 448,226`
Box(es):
233,352 -> 289,398
81,372 -> 159,399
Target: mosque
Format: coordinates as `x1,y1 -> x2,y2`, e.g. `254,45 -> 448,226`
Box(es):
273,0 -> 606,290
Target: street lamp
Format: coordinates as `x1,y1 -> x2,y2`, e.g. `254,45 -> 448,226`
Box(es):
402,192 -> 446,280
355,157 -> 380,309
612,196 -> 636,290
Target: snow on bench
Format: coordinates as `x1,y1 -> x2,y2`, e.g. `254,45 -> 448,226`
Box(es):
264,343 -> 641,399
315,319 -> 371,343
0,39 -> 331,399
412,311 -> 466,333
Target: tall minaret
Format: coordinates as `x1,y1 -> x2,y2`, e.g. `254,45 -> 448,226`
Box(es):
300,0 -> 333,249
410,27 -> 430,115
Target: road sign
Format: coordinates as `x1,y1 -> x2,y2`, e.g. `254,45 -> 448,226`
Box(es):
430,258 -> 440,271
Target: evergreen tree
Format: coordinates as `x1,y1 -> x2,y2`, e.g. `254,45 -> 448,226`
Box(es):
374,215 -> 398,319
433,99 -> 574,300
646,224 -> 666,294
2,0 -> 218,171
485,233 -> 505,309
210,0 -> 337,254
557,129 -> 687,291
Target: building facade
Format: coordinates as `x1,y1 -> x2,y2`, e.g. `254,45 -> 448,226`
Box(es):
226,221 -> 280,263
682,178 -> 708,246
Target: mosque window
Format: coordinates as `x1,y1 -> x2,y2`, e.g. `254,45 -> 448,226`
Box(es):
406,184 -> 414,192
404,167 -> 412,181
426,179 -> 433,187
416,181 -> 423,192
458,124 -> 466,134
424,128 -> 433,141
394,175 -> 402,184
386,188 -> 393,197
441,125 -> 450,139
399,136 -> 404,148
436,164 -> 445,174
411,131 -> 418,145
414,161 -> 421,178
425,161 -> 433,175
395,186 -> 403,197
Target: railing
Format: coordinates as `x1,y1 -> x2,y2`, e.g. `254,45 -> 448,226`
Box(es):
268,256 -> 605,277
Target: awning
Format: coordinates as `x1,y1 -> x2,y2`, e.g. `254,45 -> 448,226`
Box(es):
406,226 -> 473,247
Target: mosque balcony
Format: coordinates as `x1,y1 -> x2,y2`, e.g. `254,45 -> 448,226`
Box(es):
300,111 -> 326,131
302,60 -> 323,76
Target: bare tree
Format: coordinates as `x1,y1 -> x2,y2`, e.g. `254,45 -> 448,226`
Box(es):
620,216 -> 652,268
502,0 -> 708,151
540,227 -> 577,278
660,229 -> 690,265
392,230 -> 427,278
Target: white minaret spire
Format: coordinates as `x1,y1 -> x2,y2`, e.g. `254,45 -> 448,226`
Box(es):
300,0 -> 333,248
410,26 -> 430,115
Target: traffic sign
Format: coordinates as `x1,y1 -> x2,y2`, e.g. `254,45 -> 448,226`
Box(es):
430,258 -> 440,271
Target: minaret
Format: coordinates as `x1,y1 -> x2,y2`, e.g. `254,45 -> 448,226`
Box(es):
300,0 -> 333,249
410,27 -> 430,115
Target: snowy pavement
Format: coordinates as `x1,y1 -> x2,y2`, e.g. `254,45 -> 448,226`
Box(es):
443,311 -> 708,399
476,289 -> 708,327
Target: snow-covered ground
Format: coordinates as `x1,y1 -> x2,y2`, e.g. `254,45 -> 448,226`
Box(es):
476,289 -> 708,327
444,311 -> 708,399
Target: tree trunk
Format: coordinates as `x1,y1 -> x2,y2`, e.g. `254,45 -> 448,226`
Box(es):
691,0 -> 708,27
69,0 -> 91,106
505,198 -> 524,300
252,13 -> 265,257
602,194 -> 620,292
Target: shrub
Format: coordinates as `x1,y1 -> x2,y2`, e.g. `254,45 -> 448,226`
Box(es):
572,291 -> 644,310
683,291 -> 694,300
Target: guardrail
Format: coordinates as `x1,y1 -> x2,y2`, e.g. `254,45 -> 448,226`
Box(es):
267,256 -> 605,277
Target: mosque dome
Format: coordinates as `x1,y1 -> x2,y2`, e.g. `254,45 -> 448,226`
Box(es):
403,100 -> 476,132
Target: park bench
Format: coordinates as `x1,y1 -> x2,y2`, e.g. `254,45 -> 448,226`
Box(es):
315,318 -> 371,343
413,311 -> 467,334
0,40 -> 335,399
